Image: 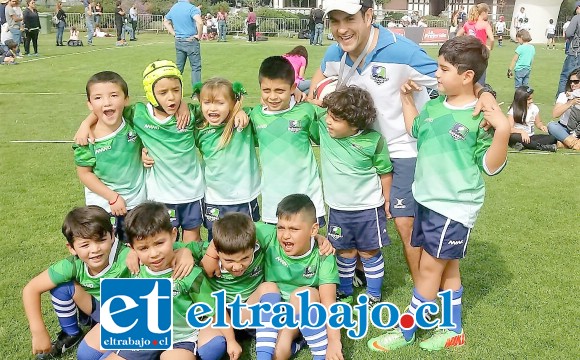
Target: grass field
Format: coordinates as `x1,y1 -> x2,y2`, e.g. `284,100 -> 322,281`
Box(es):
0,32 -> 578,360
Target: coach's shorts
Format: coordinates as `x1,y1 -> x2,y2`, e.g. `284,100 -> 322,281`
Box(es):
411,203 -> 472,260
165,200 -> 204,230
204,199 -> 261,239
110,213 -> 128,243
327,207 -> 389,251
174,339 -> 197,354
389,157 -> 416,218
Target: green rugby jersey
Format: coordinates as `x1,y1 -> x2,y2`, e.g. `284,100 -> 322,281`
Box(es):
249,102 -> 326,223
186,237 -> 268,304
73,120 -> 146,213
315,121 -> 393,210
137,265 -> 214,343
195,119 -> 260,205
257,222 -> 339,301
47,239 -> 131,301
411,96 -> 501,228
123,103 -> 204,204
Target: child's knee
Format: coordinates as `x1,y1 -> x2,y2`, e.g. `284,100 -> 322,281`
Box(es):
290,287 -> 319,304
77,339 -> 106,360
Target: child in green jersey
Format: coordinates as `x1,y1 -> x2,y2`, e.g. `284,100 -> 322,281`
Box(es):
23,206 -> 129,359
261,194 -> 342,360
76,61 -> 248,244
74,71 -> 146,244
368,36 -> 509,352
249,56 -> 326,225
143,78 -> 260,241
316,86 -> 393,308
82,202 -> 224,360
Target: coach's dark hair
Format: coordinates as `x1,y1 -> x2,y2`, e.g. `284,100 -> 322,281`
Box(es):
259,56 -> 295,86
438,36 -> 488,84
86,71 -> 129,100
276,194 -> 316,224
323,86 -> 376,130
213,213 -> 256,254
124,202 -> 173,244
62,206 -> 113,246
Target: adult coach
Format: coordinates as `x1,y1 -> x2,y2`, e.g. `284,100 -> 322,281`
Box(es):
164,0 -> 203,88
557,2 -> 580,96
309,0 -> 498,284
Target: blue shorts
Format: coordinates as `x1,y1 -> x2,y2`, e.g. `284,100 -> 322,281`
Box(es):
110,213 -> 127,243
204,199 -> 261,239
390,158 -> 416,218
411,203 -> 472,260
327,207 -> 389,251
116,342 -> 196,359
165,200 -> 204,231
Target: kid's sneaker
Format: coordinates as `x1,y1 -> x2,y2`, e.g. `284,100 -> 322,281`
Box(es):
367,328 -> 414,352
419,329 -> 465,351
367,294 -> 381,309
336,290 -> 353,305
50,331 -> 84,356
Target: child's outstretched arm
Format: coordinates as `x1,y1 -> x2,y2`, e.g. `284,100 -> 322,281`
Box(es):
22,271 -> 58,356
400,80 -> 422,135
482,106 -> 510,174
319,283 -> 344,360
76,166 -> 127,216
74,112 -> 98,145
508,54 -> 518,78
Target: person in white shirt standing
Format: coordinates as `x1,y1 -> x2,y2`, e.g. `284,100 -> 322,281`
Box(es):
546,18 -> 556,50
129,3 -> 137,40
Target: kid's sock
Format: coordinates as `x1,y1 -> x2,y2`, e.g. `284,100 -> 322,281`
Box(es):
360,253 -> 385,299
450,286 -> 464,334
197,336 -> 226,360
77,339 -> 105,360
50,281 -> 81,336
298,308 -> 327,360
401,288 -> 432,341
336,255 -> 356,296
256,292 -> 281,360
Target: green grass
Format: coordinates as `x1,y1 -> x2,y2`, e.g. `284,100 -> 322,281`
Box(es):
1,33 -> 578,359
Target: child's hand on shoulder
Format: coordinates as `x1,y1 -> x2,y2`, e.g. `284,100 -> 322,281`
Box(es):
126,248 -> 141,276
315,234 -> 336,256
176,101 -> 191,130
482,105 -> 510,133
110,195 -> 127,216
234,108 -> 249,130
400,80 -> 422,97
173,248 -> 194,279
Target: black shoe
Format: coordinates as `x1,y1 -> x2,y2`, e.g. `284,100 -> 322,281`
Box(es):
51,330 -> 84,357
130,38 -> 137,41
538,144 -> 557,152
353,268 -> 367,288
512,142 -> 524,151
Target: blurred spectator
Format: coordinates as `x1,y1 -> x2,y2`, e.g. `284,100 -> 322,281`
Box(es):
247,6 -> 256,42
5,0 -> 23,57
68,26 -> 83,46
418,17 -> 427,27
22,0 -> 39,56
307,7 -> 315,45
312,4 -> 324,45
283,45 -> 311,93
94,1 -> 102,27
55,1 -> 66,46
1,38 -> 17,63
115,1 -> 126,46
129,3 -> 137,38
83,0 -> 94,45
0,0 -> 7,27
122,13 -> 135,41
216,7 -> 226,41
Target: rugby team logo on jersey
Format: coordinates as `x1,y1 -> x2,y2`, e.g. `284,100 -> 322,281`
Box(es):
328,226 -> 342,240
449,123 -> 469,141
250,266 -> 262,277
127,131 -> 138,142
303,265 -> 316,278
288,120 -> 302,133
168,209 -> 177,223
371,65 -> 389,85
206,206 -> 220,222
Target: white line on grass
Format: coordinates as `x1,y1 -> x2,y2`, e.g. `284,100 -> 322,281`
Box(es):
10,140 -> 73,143
17,41 -> 167,63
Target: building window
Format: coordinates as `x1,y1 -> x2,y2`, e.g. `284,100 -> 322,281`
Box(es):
284,0 -> 317,7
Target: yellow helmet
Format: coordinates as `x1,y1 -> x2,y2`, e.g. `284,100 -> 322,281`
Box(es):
142,60 -> 183,107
